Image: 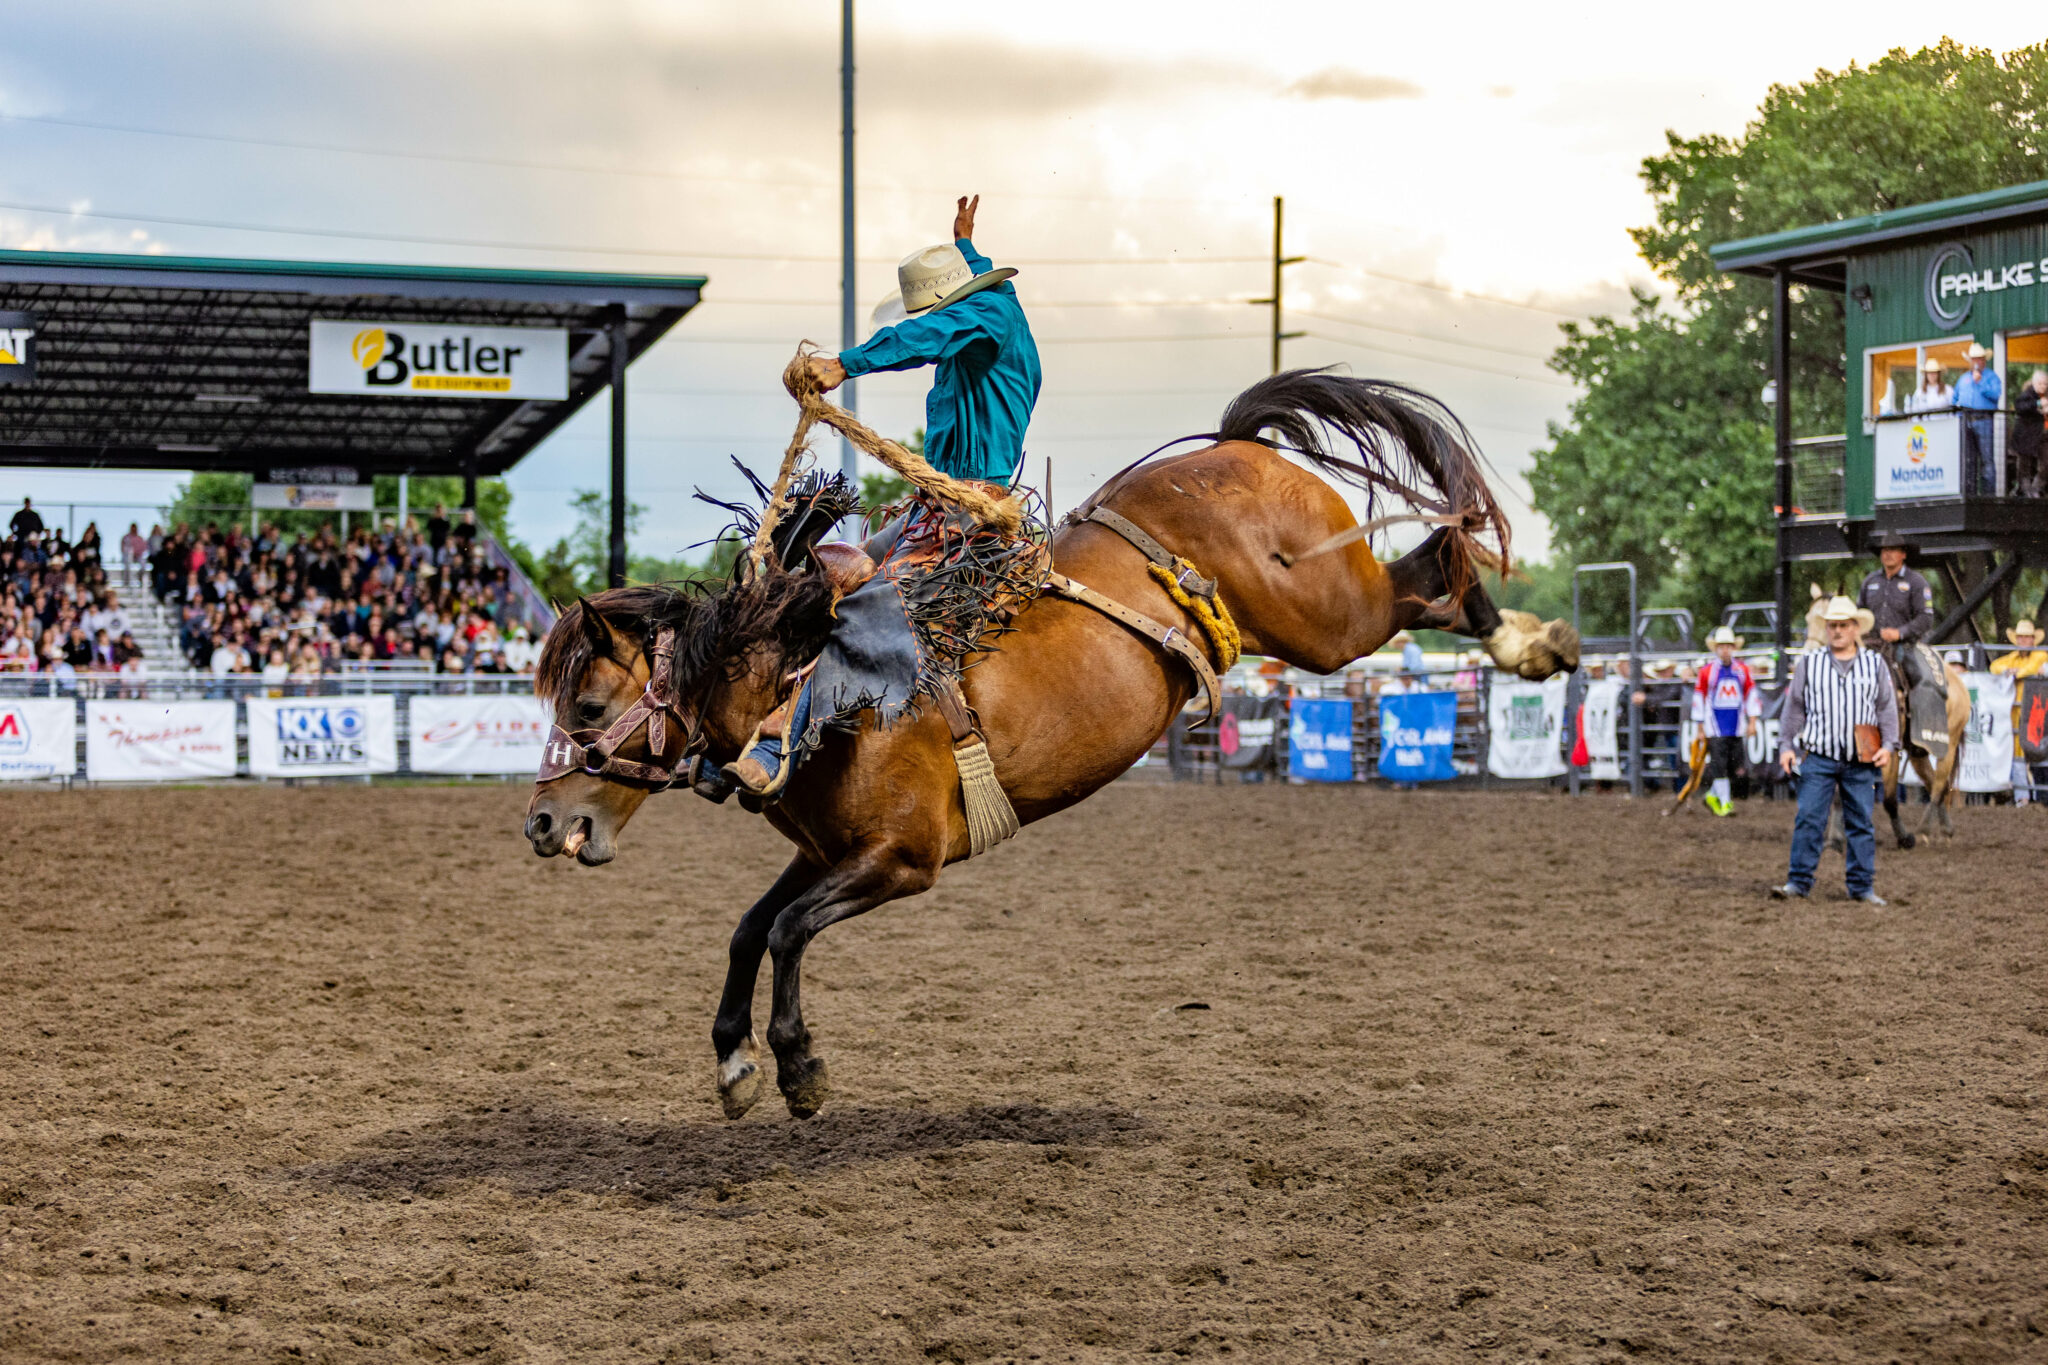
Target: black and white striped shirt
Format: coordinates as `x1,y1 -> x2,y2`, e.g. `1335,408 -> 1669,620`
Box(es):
1781,645 -> 1898,761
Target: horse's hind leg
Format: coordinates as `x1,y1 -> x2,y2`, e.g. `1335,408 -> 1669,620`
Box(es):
765,843 -> 939,1119
1881,757 -> 1914,850
712,855 -> 824,1119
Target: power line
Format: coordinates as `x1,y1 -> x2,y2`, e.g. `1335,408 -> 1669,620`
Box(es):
1290,307 -> 1557,363
1301,256 -> 1586,319
1299,330 -> 1575,387
0,109 -> 1267,209
699,296 -> 1251,308
0,197 -> 1264,266
663,332 -> 1258,344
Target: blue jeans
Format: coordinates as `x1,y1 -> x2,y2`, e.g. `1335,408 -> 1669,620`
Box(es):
1965,415 -> 1998,495
1787,752 -> 1878,896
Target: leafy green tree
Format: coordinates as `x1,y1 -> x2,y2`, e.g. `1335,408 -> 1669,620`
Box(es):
1531,39 -> 2048,630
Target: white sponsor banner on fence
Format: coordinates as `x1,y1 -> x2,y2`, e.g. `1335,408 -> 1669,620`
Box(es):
1580,677 -> 1623,781
86,701 -> 236,780
247,696 -> 397,777
408,695 -> 549,774
1487,674 -> 1567,780
0,699 -> 76,779
1958,671 -> 2015,793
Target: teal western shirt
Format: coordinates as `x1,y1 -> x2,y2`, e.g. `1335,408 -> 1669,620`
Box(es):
838,238 -> 1040,483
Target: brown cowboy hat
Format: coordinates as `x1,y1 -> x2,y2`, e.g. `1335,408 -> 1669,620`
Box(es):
1871,530 -> 1913,550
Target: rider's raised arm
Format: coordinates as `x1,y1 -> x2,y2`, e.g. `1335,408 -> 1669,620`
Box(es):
838,299 -> 1006,378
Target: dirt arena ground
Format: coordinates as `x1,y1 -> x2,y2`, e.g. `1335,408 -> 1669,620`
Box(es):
2,781 -> 2044,1363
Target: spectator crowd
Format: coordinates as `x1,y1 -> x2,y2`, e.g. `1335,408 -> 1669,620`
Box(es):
0,495 -> 543,684
147,504 -> 539,680
0,497 -> 141,678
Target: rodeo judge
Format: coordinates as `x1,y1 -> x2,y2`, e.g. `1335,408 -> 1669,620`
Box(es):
1771,596 -> 1897,906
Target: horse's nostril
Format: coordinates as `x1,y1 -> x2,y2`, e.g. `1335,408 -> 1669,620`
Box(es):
526,811 -> 553,840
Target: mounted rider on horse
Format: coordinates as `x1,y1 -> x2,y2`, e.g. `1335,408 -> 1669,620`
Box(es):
725,194 -> 1039,804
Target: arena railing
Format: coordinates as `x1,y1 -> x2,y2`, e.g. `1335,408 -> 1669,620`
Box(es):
0,669 -> 540,783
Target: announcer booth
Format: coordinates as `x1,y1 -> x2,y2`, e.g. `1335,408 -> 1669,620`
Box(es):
0,249 -> 706,586
1711,182 -> 2048,658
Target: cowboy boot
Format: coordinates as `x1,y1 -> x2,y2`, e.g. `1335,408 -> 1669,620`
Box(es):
723,680 -> 812,802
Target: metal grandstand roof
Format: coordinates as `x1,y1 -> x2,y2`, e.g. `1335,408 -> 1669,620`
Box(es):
0,249 -> 706,476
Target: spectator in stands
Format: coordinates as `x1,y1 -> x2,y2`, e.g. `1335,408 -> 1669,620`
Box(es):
426,504 -> 451,556
9,497 -> 42,543
502,624 -> 538,674
121,522 -> 147,566
452,508 -> 479,553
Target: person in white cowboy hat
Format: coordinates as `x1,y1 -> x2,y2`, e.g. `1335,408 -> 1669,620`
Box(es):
1955,340 -> 2003,495
1691,624 -> 1759,816
799,195 -> 1039,486
1991,618 -> 2048,805
1772,595 -> 1897,905
1907,355 -> 1952,412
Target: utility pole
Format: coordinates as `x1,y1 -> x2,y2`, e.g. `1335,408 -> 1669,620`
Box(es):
1248,195 -> 1305,375
839,0 -> 859,497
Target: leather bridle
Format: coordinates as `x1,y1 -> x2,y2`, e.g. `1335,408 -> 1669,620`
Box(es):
533,625 -> 709,791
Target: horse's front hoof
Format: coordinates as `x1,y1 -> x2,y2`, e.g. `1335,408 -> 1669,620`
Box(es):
779,1055 -> 830,1120
716,1036 -> 764,1120
1898,833 -> 1918,851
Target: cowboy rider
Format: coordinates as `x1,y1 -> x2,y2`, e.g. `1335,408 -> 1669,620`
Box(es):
1857,530 -> 1936,695
725,195 -> 1042,798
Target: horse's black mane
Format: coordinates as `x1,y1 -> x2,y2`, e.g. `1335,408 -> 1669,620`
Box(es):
534,466 -> 858,705
536,572 -> 840,705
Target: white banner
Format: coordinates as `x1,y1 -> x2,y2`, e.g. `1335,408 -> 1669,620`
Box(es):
408,695 -> 550,774
1875,412 -> 1962,501
1579,678 -> 1623,781
0,699 -> 76,780
86,701 -> 236,781
1958,671 -> 2015,793
309,320 -> 567,400
247,696 -> 397,777
1487,674 -> 1567,779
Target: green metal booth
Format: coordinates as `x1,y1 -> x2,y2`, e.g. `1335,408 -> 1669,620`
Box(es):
1712,180 -> 2048,655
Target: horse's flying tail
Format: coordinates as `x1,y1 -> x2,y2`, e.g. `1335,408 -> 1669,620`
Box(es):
1215,368 -> 1511,586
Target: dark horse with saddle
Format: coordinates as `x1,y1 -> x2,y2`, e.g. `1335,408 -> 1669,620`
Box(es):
524,367 -> 1580,1120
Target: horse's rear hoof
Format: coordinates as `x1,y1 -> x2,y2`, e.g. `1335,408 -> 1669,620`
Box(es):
1898,834 -> 1917,851
780,1056 -> 830,1120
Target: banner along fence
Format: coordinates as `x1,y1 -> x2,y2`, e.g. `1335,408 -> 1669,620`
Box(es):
1162,645 -> 2041,801
0,672 -> 544,782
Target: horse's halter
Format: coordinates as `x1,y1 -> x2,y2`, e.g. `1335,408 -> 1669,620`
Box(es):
534,625 -> 707,791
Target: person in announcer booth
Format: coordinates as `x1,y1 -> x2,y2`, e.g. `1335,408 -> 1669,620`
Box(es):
1955,341 -> 2002,496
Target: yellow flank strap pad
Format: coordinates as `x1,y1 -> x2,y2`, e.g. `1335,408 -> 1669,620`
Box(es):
1147,558 -> 1241,673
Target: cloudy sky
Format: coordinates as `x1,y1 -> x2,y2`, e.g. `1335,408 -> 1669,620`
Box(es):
2,2 -> 2042,564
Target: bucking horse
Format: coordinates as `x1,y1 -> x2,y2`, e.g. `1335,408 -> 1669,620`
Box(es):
524,368 -> 1580,1119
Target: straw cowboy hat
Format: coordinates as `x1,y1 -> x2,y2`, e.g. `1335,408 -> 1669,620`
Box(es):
2009,618 -> 2042,646
1966,341 -> 1990,359
1820,595 -> 1874,633
870,244 -> 1018,331
1921,356 -> 1944,373
1707,625 -> 1744,648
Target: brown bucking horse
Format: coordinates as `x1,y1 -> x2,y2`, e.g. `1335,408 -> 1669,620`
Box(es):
524,371 -> 1580,1120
